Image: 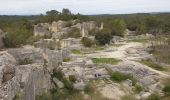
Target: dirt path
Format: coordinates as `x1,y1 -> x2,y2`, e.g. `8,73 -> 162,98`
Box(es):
87,42 -> 170,78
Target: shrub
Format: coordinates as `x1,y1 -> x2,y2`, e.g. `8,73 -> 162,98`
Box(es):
63,78 -> 74,91
18,58 -> 33,65
163,85 -> 170,95
71,49 -> 81,54
69,75 -> 77,83
52,68 -> 64,81
140,59 -> 164,71
147,92 -> 160,100
95,29 -> 112,45
68,27 -> 81,38
111,71 -> 124,82
81,37 -> 93,47
63,58 -> 71,62
134,84 -> 143,93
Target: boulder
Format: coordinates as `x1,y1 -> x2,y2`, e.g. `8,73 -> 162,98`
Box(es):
0,51 -> 16,85
51,20 -> 68,32
73,81 -> 85,90
34,23 -> 51,37
53,78 -> 64,88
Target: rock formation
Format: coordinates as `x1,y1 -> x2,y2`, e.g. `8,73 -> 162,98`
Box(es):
34,23 -> 51,37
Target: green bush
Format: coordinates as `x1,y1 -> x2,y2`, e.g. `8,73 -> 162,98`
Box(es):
63,78 -> 74,91
69,75 -> 77,83
111,71 -> 124,82
95,29 -> 112,45
71,49 -> 81,54
134,84 -> 143,93
52,68 -> 64,81
163,85 -> 170,95
147,93 -> 160,100
63,58 -> 71,62
81,37 -> 94,47
140,59 -> 164,71
18,58 -> 33,65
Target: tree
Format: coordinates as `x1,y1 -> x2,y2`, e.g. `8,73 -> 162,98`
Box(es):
62,8 -> 71,15
95,29 -> 112,45
46,10 -> 59,16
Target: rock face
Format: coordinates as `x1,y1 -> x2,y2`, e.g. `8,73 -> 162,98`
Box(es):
0,29 -> 4,49
34,23 -> 51,36
0,46 -> 70,100
0,52 -> 16,85
81,21 -> 96,37
51,20 -> 68,32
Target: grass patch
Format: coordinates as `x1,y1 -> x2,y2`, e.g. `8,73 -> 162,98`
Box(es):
92,58 -> 120,65
71,49 -> 82,54
128,39 -> 149,43
140,59 -> 164,71
162,78 -> 170,96
147,92 -> 161,100
63,58 -> 71,62
134,84 -> 143,93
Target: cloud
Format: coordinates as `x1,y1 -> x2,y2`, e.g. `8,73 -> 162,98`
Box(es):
0,0 -> 170,15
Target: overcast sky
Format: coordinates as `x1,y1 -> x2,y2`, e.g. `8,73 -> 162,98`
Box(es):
0,0 -> 170,15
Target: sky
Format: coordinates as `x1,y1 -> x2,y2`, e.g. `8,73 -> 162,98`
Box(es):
0,0 -> 170,15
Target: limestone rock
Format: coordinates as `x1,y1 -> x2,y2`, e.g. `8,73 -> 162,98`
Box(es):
53,78 -> 64,88
0,51 -> 16,85
34,23 -> 51,37
73,81 -> 85,90
51,20 -> 68,32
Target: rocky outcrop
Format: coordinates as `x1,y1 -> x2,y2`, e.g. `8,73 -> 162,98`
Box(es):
0,52 -> 16,85
34,23 -> 51,37
51,20 -> 68,32
0,46 -> 70,100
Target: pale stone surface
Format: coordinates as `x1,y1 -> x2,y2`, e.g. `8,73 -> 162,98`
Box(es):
34,23 -> 51,36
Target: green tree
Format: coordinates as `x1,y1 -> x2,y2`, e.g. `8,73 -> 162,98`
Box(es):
95,29 -> 112,45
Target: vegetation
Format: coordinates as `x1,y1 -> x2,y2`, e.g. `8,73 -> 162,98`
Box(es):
162,79 -> 170,96
95,29 -> 112,45
63,58 -> 71,62
18,58 -> 33,65
69,75 -> 77,83
147,92 -> 161,100
92,58 -> 120,65
140,59 -> 164,71
134,84 -> 143,93
81,37 -> 94,47
71,49 -> 81,54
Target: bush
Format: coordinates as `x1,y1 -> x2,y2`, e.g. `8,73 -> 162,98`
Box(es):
81,37 -> 93,47
63,78 -> 74,91
147,93 -> 160,100
71,49 -> 81,54
134,84 -> 143,93
63,58 -> 71,62
18,58 -> 33,65
52,68 -> 64,81
68,27 -> 81,38
140,59 -> 164,71
111,71 -> 124,82
95,29 -> 112,45
163,85 -> 170,95
69,75 -> 77,83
